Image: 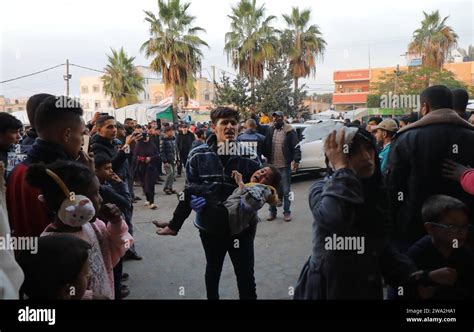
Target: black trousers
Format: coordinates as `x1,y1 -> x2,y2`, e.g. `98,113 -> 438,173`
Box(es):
177,151 -> 190,175
113,258 -> 123,300
199,224 -> 257,300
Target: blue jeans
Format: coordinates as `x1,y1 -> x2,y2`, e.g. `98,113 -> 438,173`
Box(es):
269,166 -> 292,215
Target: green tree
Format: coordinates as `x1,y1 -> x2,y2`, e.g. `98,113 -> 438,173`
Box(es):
282,7 -> 326,91
224,0 -> 280,101
255,62 -> 308,118
371,66 -> 467,96
102,47 -> 144,109
366,94 -> 381,108
408,10 -> 458,69
141,0 -> 208,122
213,74 -> 252,113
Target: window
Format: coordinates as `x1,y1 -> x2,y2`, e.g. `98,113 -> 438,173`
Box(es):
93,85 -> 100,93
205,93 -> 210,101
94,101 -> 100,109
81,86 -> 89,94
84,102 -> 89,109
107,102 -> 112,107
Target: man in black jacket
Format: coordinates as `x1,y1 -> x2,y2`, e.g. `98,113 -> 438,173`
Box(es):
387,85 -> 474,250
91,115 -> 142,260
91,116 -> 139,181
176,124 -> 195,177
262,111 -> 301,222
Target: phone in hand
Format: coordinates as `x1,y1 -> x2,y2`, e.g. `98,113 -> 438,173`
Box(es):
82,134 -> 90,153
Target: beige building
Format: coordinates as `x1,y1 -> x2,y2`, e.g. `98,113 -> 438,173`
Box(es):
79,66 -> 161,112
304,99 -> 331,114
149,77 -> 215,110
0,96 -> 28,112
79,76 -> 113,111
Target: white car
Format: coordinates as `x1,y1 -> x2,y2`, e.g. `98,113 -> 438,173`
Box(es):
292,121 -> 344,175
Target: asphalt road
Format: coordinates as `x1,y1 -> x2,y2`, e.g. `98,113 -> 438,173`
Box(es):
124,173 -> 319,299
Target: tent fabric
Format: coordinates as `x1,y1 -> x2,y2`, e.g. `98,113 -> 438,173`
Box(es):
10,111 -> 30,126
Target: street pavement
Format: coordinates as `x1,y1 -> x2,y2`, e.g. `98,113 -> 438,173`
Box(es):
124,173 -> 319,299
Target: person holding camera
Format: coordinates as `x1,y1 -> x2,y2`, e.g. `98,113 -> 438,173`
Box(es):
133,128 -> 160,209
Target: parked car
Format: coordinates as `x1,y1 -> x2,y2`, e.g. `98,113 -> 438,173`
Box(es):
292,121 -> 344,175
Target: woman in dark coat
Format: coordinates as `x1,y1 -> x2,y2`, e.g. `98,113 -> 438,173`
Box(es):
294,126 -> 418,299
133,133 -> 160,210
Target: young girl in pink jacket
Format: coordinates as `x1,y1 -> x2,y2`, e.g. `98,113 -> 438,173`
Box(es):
26,160 -> 133,299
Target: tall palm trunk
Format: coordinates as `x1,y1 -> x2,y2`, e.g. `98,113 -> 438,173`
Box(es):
172,86 -> 179,124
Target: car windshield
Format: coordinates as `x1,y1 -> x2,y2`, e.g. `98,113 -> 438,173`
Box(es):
300,120 -> 344,144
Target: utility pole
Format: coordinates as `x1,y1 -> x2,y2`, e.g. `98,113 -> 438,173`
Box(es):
211,65 -> 216,83
394,64 -> 401,118
211,65 -> 217,101
64,59 -> 71,96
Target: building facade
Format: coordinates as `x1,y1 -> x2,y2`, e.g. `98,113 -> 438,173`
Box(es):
333,61 -> 474,110
79,66 -> 162,112
148,77 -> 215,110
0,96 -> 28,113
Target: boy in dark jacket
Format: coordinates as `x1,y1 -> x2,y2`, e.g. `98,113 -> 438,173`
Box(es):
160,127 -> 177,195
95,154 -> 134,299
406,195 -> 474,299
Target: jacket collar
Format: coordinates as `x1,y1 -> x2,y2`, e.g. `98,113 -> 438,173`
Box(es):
270,123 -> 294,133
398,108 -> 473,134
92,135 -> 114,147
25,139 -> 71,164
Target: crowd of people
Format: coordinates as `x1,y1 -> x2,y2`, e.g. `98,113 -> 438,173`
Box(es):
0,85 -> 473,300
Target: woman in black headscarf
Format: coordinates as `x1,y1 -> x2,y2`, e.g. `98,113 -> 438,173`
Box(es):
294,126 -> 418,299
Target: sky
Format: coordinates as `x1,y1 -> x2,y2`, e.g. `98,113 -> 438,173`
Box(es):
1,0 -> 473,98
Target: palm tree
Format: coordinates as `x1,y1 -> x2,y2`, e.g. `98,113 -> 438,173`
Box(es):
102,47 -> 144,108
224,0 -> 280,100
141,0 -> 208,122
408,10 -> 458,69
282,7 -> 326,91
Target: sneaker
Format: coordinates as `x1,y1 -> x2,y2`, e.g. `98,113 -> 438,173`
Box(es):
276,199 -> 283,207
284,213 -> 292,222
121,273 -> 129,282
267,213 -> 277,221
149,204 -> 158,210
144,201 -> 151,207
